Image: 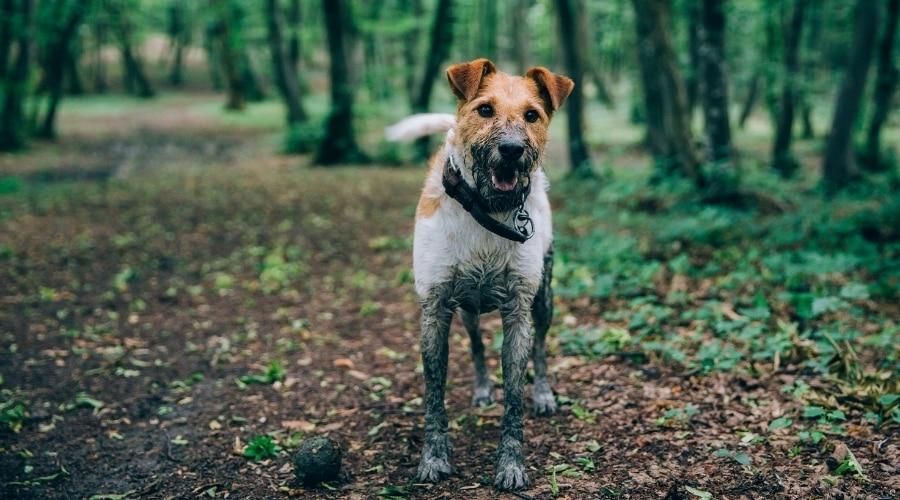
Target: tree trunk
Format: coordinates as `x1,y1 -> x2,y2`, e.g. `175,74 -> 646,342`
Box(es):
800,101 -> 814,138
92,20 -> 108,92
822,0 -> 880,190
512,0 -> 529,74
0,0 -> 32,151
265,0 -> 307,125
0,0 -> 14,81
737,71 -> 760,129
479,0 -> 497,62
402,0 -> 423,105
555,0 -> 593,177
240,51 -> 266,102
118,38 -> 155,98
287,0 -> 300,72
863,0 -> 899,170
686,2 -> 700,113
167,1 -> 187,86
66,37 -> 85,95
771,0 -> 807,177
631,0 -> 703,185
698,0 -> 733,163
211,0 -> 244,110
412,0 -> 454,159
316,0 -> 367,165
38,0 -> 90,139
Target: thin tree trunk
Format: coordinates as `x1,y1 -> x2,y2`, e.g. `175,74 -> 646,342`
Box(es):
265,0 -> 307,125
287,0 -> 300,72
167,1 -> 186,86
0,0 -> 14,81
737,71 -> 760,129
66,37 -> 85,95
480,0 -> 497,62
698,0 -> 733,164
109,2 -> 154,99
686,2 -> 700,113
412,0 -> 454,159
39,0 -> 91,139
212,0 -> 244,110
822,0 -> 880,190
772,0 -> 807,177
0,0 -> 32,151
800,101 -> 814,138
316,0 -> 367,165
631,0 -> 703,185
512,0 -> 529,74
402,0 -> 422,106
555,0 -> 593,177
863,0 -> 899,169
92,20 -> 107,92
240,52 -> 265,102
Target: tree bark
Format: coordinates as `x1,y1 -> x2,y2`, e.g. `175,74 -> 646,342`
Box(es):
863,0 -> 899,169
167,0 -> 187,86
480,0 -> 498,62
772,0 -> 807,177
38,0 -> 91,139
0,0 -> 14,81
555,0 -> 594,177
822,0 -> 880,190
412,0 -> 453,159
631,0 -> 702,185
265,0 -> 307,125
315,0 -> 367,165
110,2 -> 154,99
0,0 -> 32,151
92,19 -> 108,92
686,2 -> 700,113
66,36 -> 85,95
402,0 -> 423,105
698,0 -> 733,163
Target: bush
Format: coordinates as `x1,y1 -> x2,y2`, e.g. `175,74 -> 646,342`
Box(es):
283,122 -> 323,154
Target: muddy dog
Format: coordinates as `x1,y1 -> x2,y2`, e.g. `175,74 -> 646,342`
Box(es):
387,58 -> 573,490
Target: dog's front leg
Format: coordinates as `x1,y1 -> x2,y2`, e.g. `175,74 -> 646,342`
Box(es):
495,293 -> 534,491
416,294 -> 453,482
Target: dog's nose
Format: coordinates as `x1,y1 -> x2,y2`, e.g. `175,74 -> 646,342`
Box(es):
498,141 -> 525,161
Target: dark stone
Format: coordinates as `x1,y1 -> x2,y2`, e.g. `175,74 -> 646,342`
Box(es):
293,436 -> 342,485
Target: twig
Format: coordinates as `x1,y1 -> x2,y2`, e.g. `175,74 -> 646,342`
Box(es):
509,491 -> 535,500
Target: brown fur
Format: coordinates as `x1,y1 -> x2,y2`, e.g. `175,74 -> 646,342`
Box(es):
416,59 -> 573,220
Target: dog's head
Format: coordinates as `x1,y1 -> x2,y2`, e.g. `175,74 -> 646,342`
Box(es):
446,58 -> 573,212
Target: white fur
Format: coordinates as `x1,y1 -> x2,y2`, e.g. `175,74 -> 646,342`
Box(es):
413,132 -> 553,299
385,113 -> 457,142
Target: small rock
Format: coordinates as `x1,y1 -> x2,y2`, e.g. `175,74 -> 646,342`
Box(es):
293,436 -> 342,485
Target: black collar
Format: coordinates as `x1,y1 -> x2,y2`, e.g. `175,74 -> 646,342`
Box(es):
441,156 -> 534,243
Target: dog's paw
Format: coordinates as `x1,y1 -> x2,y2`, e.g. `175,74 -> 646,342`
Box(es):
531,387 -> 557,416
494,460 -> 530,491
472,385 -> 494,407
416,453 -> 452,483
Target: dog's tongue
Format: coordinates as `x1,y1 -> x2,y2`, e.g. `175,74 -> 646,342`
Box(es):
491,171 -> 518,191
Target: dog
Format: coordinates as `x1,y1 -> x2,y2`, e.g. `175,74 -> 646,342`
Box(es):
388,58 -> 573,491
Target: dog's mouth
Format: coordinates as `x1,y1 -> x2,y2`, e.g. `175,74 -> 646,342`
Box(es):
490,164 -> 519,192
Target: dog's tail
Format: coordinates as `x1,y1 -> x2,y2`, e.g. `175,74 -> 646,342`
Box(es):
385,113 -> 456,142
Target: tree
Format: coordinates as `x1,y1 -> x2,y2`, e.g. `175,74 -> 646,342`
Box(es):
316,0 -> 367,165
211,0 -> 245,110
411,0 -> 453,159
863,0 -> 899,170
771,0 -> 808,177
479,0 -> 497,62
109,0 -> 154,98
822,0 -> 880,189
37,0 -> 92,139
554,0 -> 593,177
696,0 -> 730,156
631,0 -> 702,185
264,0 -> 307,125
0,0 -> 32,151
511,0 -> 529,75
286,0 -> 301,72
166,0 -> 189,86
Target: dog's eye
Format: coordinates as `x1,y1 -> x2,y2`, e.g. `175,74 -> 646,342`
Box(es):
477,104 -> 494,118
524,110 -> 540,123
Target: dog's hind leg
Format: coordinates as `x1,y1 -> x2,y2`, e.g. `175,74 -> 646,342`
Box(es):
461,308 -> 494,407
531,247 -> 557,415
416,291 -> 454,483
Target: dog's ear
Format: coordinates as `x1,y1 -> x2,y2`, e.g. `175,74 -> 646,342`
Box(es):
447,58 -> 496,101
526,67 -> 574,114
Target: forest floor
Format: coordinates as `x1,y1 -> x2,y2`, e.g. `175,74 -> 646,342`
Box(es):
1,94 -> 898,499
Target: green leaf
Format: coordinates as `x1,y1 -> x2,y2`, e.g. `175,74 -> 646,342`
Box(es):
684,486 -> 712,500
243,435 -> 280,461
803,406 -> 825,418
768,417 -> 793,431
878,394 -> 899,407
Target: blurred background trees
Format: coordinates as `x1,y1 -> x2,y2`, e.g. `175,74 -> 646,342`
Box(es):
0,0 -> 897,195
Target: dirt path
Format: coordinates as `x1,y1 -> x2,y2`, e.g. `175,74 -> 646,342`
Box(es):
1,97 -> 897,499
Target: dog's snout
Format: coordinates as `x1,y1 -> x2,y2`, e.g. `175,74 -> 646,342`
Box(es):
498,141 -> 525,161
